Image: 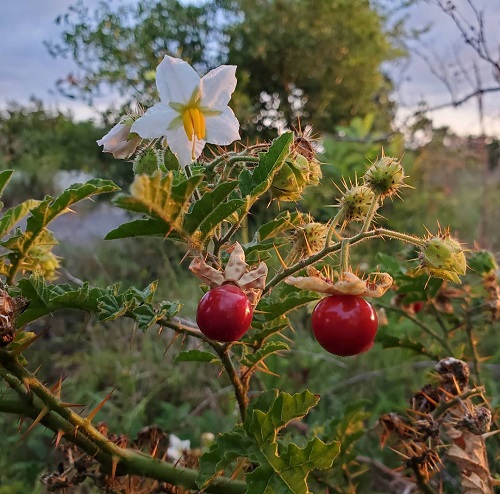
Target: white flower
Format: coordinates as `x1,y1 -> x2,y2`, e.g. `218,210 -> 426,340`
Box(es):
97,116 -> 141,159
167,434 -> 191,461
131,55 -> 240,167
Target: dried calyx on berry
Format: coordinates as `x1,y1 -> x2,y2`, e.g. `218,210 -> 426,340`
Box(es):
363,153 -> 407,200
417,228 -> 467,283
189,242 -> 268,306
271,129 -> 322,202
285,266 -> 393,298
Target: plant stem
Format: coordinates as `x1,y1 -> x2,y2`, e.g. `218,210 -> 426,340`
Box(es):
464,311 -> 482,387
339,239 -> 350,274
432,387 -> 483,418
361,192 -> 381,232
213,203 -> 251,257
0,351 -> 247,493
377,303 -> 454,356
205,153 -> 260,173
325,210 -> 343,246
212,344 -> 247,422
264,227 -> 425,294
413,465 -> 438,494
184,165 -> 201,201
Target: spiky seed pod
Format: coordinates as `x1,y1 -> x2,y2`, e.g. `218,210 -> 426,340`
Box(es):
132,148 -> 164,175
338,185 -> 375,226
271,131 -> 322,202
418,232 -> 466,283
364,155 -> 406,199
287,222 -> 329,264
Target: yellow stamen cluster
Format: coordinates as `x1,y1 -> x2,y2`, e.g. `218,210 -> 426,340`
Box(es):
182,107 -> 206,142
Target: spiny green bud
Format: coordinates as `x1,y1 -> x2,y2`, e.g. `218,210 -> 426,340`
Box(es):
338,185 -> 375,226
271,131 -> 322,202
419,232 -> 466,283
133,148 -> 164,175
364,154 -> 406,199
287,222 -> 329,264
271,154 -> 321,202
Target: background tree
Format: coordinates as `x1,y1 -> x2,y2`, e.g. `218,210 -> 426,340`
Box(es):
0,100 -> 133,203
46,0 -> 406,136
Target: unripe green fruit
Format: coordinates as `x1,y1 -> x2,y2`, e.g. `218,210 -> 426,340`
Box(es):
288,222 -> 328,263
364,155 -> 405,198
338,185 -> 374,225
419,234 -> 466,283
271,152 -> 322,202
133,148 -> 162,175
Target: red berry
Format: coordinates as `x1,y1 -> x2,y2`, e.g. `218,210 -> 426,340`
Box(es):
196,285 -> 253,342
311,295 -> 378,356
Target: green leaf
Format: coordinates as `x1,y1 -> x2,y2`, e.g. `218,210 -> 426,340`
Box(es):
243,237 -> 290,262
199,199 -> 247,240
197,429 -> 254,489
16,276 -> 175,332
114,172 -> 203,234
254,211 -> 304,241
0,179 -> 118,280
16,275 -> 109,326
131,304 -> 167,332
376,331 -> 436,358
105,218 -> 172,240
255,290 -> 318,323
246,438 -> 340,494
183,181 -> 240,234
245,319 -> 289,346
0,170 -> 14,199
239,133 -> 293,199
245,389 -> 319,444
0,200 -> 41,239
240,341 -> 290,368
174,350 -> 218,363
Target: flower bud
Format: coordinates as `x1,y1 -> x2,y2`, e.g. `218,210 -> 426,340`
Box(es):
419,232 -> 466,283
364,154 -> 406,199
97,116 -> 141,159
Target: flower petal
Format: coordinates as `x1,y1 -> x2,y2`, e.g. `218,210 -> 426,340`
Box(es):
165,125 -> 206,168
205,106 -> 240,145
156,55 -> 200,104
131,103 -> 177,139
200,65 -> 237,108
97,122 -> 129,150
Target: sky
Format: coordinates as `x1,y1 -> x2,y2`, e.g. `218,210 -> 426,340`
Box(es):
1,0 -> 499,137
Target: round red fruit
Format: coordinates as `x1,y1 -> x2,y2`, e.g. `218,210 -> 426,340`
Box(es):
196,285 -> 253,342
311,295 -> 378,356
